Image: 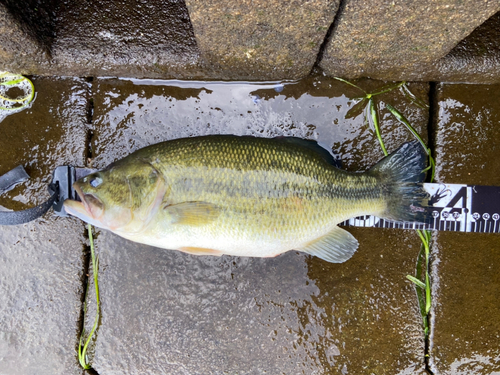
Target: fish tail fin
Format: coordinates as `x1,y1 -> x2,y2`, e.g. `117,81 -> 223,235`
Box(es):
368,141 -> 429,222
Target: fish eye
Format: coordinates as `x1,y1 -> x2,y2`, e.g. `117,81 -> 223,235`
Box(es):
148,170 -> 158,184
89,176 -> 103,188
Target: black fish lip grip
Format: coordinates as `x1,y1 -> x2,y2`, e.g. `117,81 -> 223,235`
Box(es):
49,166 -> 97,217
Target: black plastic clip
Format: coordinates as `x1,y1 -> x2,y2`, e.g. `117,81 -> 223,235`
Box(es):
49,166 -> 97,217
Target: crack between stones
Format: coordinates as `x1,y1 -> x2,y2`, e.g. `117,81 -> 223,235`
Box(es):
423,81 -> 439,375
76,76 -> 100,375
85,77 -> 95,162
78,235 -> 100,375
311,0 -> 347,73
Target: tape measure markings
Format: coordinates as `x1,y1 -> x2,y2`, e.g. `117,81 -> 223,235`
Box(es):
340,183 -> 500,234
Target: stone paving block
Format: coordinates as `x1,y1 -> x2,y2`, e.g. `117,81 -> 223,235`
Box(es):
430,83 -> 500,374
0,77 -> 89,375
49,0 -> 200,78
405,11 -> 500,84
0,3 -> 50,74
427,11 -> 500,84
82,77 -> 431,374
319,0 -> 500,81
185,0 -> 339,80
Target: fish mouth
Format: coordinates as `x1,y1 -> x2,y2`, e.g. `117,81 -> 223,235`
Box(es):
63,183 -> 104,227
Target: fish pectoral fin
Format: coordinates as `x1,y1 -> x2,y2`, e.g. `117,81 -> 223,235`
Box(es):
179,247 -> 224,256
164,201 -> 221,226
299,226 -> 358,263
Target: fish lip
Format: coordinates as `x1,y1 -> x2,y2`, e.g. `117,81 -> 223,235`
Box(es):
73,183 -> 91,214
72,183 -> 104,220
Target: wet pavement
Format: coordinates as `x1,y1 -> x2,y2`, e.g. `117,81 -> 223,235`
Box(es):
0,77 -> 89,375
319,1 -> 500,81
84,76 -> 429,374
51,0 -> 200,79
0,75 -> 498,374
184,0 -> 338,80
430,84 -> 500,374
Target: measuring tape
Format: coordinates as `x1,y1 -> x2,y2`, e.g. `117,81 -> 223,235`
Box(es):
341,183 -> 500,233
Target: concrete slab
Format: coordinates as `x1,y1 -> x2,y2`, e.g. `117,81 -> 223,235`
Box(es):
83,77 -> 430,374
430,83 -> 500,374
184,0 -> 339,80
319,0 -> 500,81
0,77 -> 89,375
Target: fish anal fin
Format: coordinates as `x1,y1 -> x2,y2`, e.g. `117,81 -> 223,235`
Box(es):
179,247 -> 223,256
164,201 -> 221,226
299,226 -> 358,263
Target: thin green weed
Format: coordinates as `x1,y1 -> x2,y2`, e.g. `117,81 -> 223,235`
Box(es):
78,224 -> 100,369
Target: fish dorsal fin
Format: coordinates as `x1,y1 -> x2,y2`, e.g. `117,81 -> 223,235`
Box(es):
274,137 -> 342,168
299,226 -> 358,263
164,201 -> 221,226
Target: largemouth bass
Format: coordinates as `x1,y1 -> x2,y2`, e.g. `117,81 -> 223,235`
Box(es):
64,135 -> 428,263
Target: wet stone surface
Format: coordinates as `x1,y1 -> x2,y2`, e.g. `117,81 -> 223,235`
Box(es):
50,0 -> 200,78
0,3 -> 50,74
320,0 -> 500,81
430,84 -> 500,374
185,0 -> 338,80
406,11 -> 500,84
0,77 -> 89,374
0,77 -> 90,209
85,76 -> 430,374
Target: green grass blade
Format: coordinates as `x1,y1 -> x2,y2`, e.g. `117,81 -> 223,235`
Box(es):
425,272 -> 432,314
368,98 -> 388,156
385,104 -> 428,151
400,84 -> 429,109
406,275 -> 426,289
345,98 -> 367,119
385,103 -> 436,180
2,78 -> 25,86
369,81 -> 406,96
333,77 -> 366,93
78,224 -> 100,369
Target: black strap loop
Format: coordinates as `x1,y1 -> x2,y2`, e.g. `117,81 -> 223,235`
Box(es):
0,188 -> 59,225
0,165 -> 96,225
0,165 -> 60,225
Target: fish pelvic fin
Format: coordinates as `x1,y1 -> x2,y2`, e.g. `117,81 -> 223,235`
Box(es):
299,226 -> 358,263
164,201 -> 221,226
179,247 -> 224,256
369,140 -> 429,222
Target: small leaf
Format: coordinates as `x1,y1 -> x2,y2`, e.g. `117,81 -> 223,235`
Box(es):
345,98 -> 366,119
369,81 -> 405,96
2,78 -> 25,86
368,99 -> 388,156
406,275 -> 426,289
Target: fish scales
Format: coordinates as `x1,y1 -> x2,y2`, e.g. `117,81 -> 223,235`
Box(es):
64,135 -> 428,262
132,137 -> 385,255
